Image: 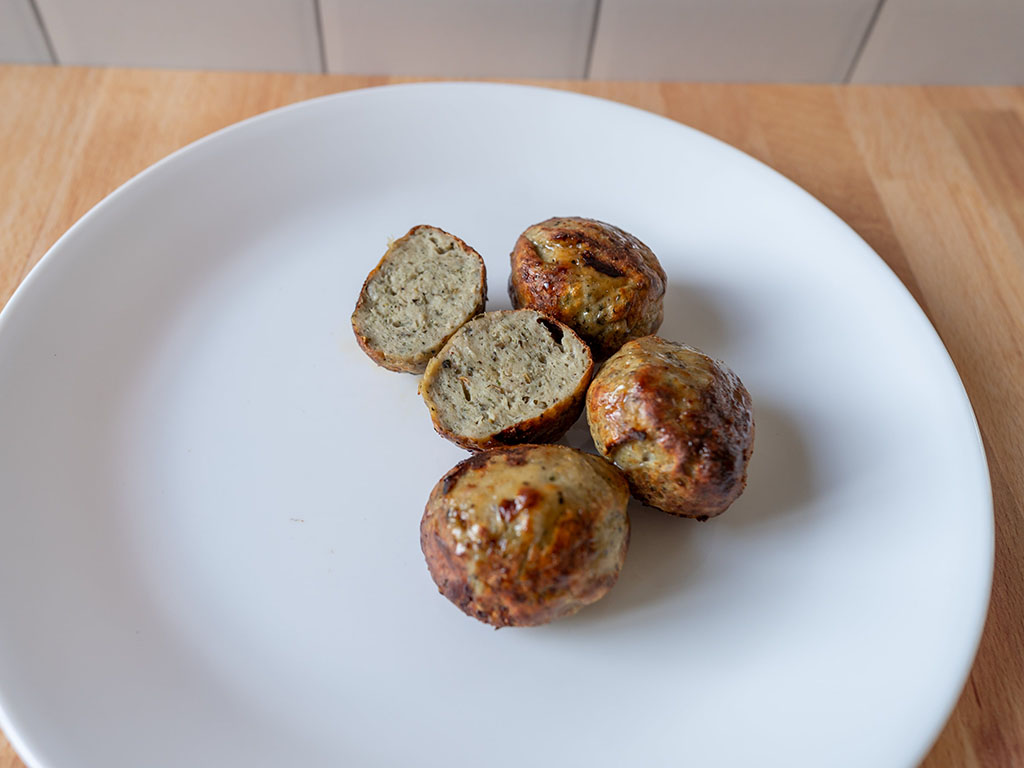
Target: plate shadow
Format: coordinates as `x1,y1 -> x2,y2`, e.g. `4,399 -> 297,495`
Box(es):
658,280 -> 732,356
719,400 -> 818,529
549,400 -> 817,629
550,500 -> 702,629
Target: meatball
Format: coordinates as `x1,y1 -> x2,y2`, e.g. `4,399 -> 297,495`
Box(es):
420,445 -> 630,627
508,217 -> 667,359
351,225 -> 486,373
586,336 -> 754,519
419,310 -> 593,451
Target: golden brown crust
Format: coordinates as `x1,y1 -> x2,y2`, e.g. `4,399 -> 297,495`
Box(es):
420,445 -> 630,627
351,225 -> 487,374
508,217 -> 666,359
419,312 -> 594,452
586,336 -> 754,519
352,324 -> 414,374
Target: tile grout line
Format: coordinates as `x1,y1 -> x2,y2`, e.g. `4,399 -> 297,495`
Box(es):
583,0 -> 603,79
312,0 -> 328,74
843,0 -> 888,83
26,0 -> 59,66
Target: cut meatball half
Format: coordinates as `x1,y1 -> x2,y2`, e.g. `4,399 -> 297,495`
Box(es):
351,225 -> 487,373
420,310 -> 593,451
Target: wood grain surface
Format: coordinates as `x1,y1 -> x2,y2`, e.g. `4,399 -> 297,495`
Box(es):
0,66 -> 1022,768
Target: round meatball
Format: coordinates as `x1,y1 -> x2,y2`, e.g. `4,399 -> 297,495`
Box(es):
508,217 -> 667,359
586,336 -> 754,520
421,445 -> 630,627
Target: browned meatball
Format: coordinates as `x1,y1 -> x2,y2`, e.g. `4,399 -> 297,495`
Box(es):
508,217 -> 667,359
586,336 -> 754,520
420,445 -> 630,627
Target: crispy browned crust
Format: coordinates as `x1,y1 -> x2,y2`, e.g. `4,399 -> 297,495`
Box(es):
586,336 -> 754,519
508,217 -> 666,359
420,312 -> 595,452
420,445 -> 630,627
351,225 -> 487,374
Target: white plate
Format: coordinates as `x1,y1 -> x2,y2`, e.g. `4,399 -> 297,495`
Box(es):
0,83 -> 992,768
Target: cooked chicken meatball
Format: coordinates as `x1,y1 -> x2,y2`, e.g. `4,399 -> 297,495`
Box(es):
421,445 -> 630,627
420,310 -> 593,451
508,217 -> 666,358
351,225 -> 486,373
586,336 -> 754,519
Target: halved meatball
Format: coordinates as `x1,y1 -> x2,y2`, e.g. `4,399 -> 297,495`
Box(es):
420,310 -> 593,451
352,225 -> 487,373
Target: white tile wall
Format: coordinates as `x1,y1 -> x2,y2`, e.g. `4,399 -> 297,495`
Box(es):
319,0 -> 597,78
850,0 -> 1024,84
0,0 -> 52,64
1,0 -> 1022,84
589,0 -> 880,82
34,0 -> 322,72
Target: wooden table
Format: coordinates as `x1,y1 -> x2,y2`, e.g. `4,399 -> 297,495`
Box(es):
0,65 -> 1021,767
